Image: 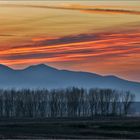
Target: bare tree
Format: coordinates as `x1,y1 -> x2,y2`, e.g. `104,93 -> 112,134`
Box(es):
0,88 -> 135,118
122,91 -> 135,115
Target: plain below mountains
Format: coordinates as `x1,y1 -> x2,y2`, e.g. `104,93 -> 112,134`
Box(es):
0,64 -> 140,98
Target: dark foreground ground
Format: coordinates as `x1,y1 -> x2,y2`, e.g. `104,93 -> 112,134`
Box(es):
0,117 -> 140,139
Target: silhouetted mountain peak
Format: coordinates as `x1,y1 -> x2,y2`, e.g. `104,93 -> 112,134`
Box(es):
24,64 -> 58,71
0,64 -> 13,71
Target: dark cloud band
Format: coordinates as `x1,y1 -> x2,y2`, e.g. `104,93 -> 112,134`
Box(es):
1,4 -> 140,15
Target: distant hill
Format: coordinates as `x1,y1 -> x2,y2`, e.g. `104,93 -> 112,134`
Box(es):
0,64 -> 140,99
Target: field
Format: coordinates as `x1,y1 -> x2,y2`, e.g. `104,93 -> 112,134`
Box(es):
0,117 -> 140,139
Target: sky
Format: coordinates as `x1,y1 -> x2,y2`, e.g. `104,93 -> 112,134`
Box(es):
0,1 -> 140,82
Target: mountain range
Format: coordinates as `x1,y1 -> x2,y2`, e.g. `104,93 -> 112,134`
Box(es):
0,64 -> 140,99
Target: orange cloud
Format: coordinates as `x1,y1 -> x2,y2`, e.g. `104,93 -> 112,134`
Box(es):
0,30 -> 140,63
32,36 -> 59,42
0,30 -> 140,81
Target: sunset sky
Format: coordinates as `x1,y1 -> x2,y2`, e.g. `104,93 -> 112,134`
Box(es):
0,1 -> 140,82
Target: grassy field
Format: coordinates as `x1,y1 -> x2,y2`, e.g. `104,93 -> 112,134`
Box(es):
0,117 -> 140,139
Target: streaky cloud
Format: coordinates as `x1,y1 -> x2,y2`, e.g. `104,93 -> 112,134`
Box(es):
1,3 -> 140,15
0,34 -> 14,37
1,30 -> 140,62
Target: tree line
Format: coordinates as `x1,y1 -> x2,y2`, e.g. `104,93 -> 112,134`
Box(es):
0,87 -> 135,118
